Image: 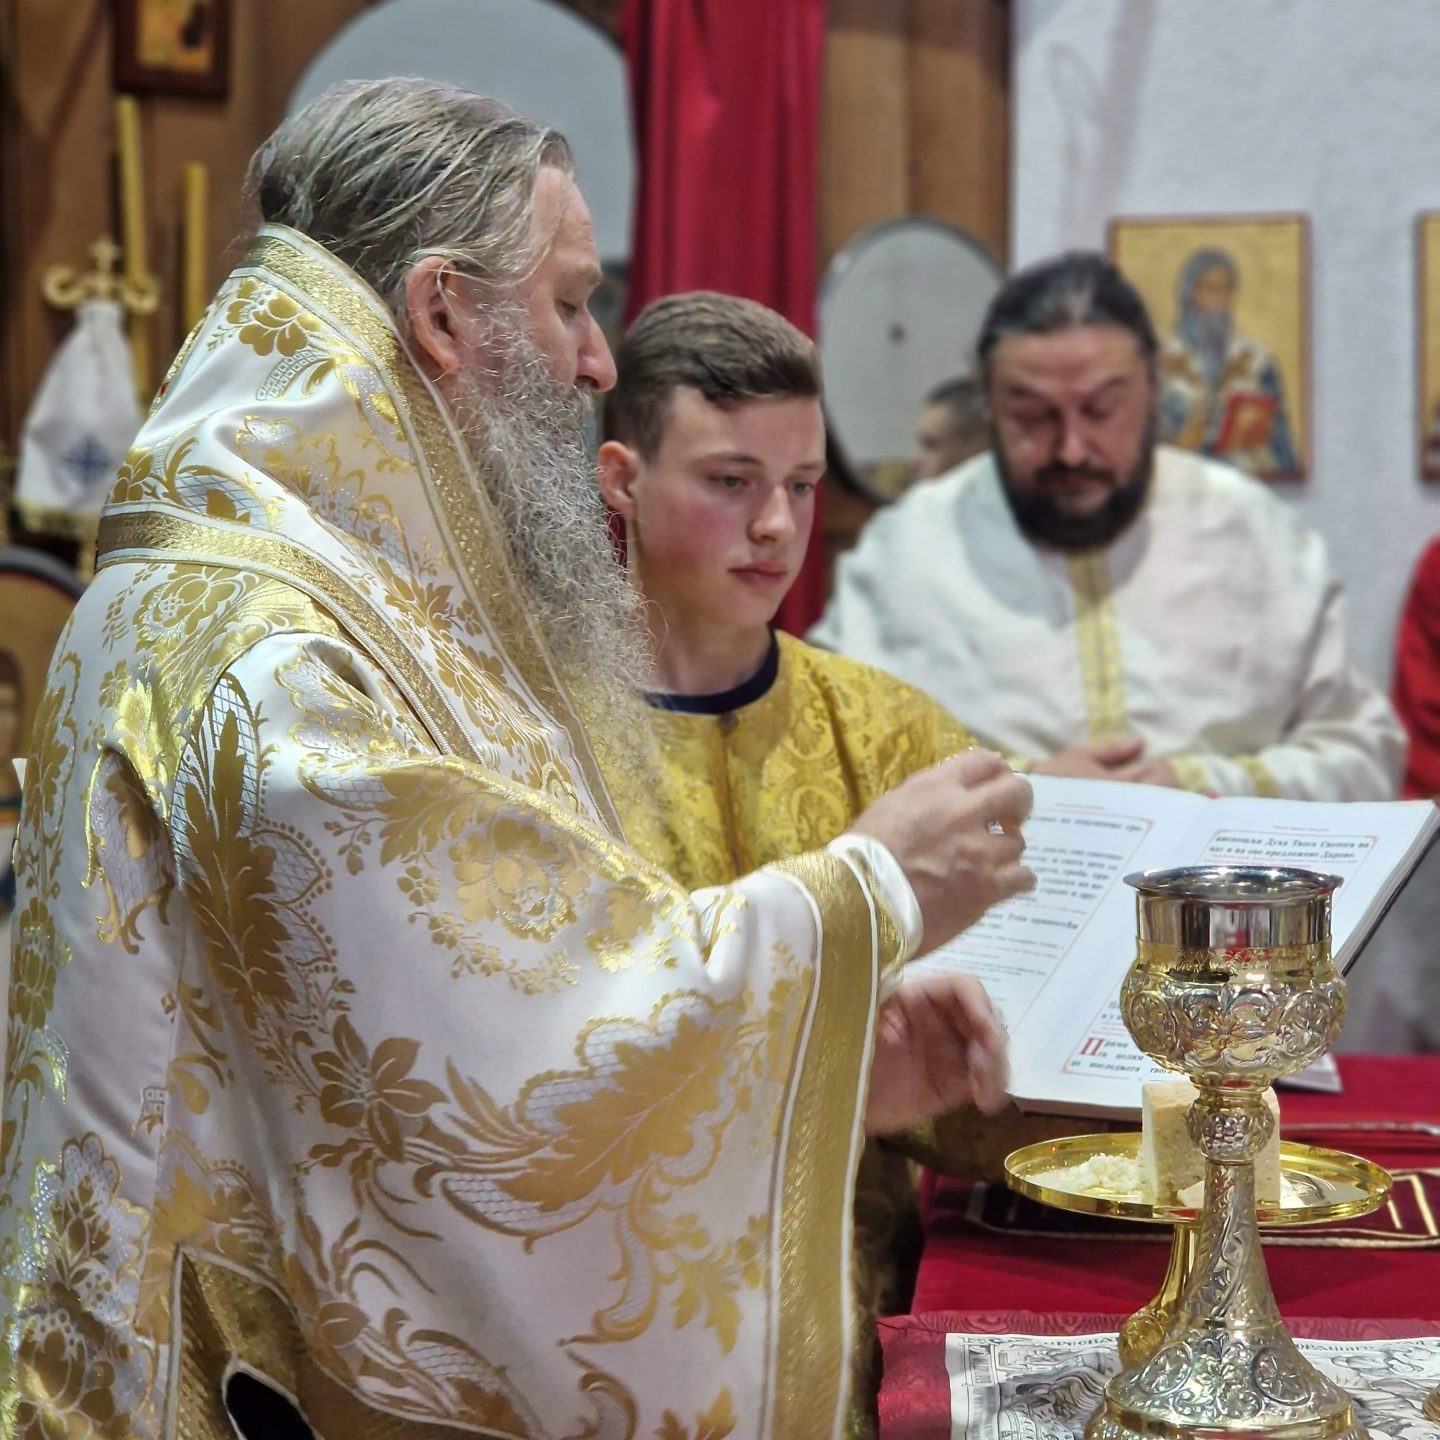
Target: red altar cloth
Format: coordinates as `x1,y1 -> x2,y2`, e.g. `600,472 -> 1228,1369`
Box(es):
883,1057 -> 1440,1438
910,1056 -> 1440,1319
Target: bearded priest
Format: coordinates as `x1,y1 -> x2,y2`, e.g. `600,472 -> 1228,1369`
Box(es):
0,80 -> 1036,1439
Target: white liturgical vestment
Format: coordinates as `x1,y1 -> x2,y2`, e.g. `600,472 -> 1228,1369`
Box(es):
0,227 -> 917,1439
811,447 -> 1402,801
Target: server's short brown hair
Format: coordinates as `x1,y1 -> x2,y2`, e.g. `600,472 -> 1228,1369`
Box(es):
605,291 -> 820,459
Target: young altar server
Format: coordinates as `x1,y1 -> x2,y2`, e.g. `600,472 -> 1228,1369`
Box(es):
599,291 -> 1042,1435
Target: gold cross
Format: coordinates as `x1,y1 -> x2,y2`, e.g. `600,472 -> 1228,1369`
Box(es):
40,233 -> 158,314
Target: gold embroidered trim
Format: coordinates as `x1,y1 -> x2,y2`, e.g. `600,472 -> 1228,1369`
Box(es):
1067,551 -> 1129,741
169,1249 -> 494,1439
1169,753 -> 1213,794
96,510 -> 685,906
764,851 -> 883,1439
243,230 -> 623,838
96,508 -> 470,761
826,845 -> 906,982
1238,754 -> 1281,798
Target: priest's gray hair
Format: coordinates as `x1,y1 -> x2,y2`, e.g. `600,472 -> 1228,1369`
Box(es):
248,77 -> 572,318
976,251 -> 1159,383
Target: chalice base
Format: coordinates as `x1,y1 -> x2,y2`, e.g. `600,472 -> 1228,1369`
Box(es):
1087,1403 -> 1366,1440
1085,1323 -> 1368,1440
1423,1385 -> 1440,1424
1119,1226 -> 1196,1369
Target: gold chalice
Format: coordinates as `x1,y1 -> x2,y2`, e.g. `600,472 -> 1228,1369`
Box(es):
1084,865 -> 1366,1440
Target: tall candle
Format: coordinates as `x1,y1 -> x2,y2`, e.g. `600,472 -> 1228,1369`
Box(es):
183,163 -> 209,331
114,95 -> 151,395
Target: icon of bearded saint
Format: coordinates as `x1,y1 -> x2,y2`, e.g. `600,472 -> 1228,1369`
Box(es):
1158,246 -> 1301,479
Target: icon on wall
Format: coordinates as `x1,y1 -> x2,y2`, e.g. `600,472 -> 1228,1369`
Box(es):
114,0 -> 232,100
1109,214 -> 1309,481
1416,215 -> 1440,481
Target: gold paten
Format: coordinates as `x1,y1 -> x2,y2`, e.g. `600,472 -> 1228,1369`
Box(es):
1005,1131 -> 1391,1367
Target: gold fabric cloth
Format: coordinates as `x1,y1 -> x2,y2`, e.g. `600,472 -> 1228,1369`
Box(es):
623,633 -> 975,884
0,227 -> 907,1438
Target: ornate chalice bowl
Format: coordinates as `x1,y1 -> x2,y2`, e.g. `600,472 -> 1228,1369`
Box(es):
1083,865 -> 1365,1440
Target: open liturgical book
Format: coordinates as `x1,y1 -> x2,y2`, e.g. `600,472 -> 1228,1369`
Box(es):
908,776 -> 1440,1118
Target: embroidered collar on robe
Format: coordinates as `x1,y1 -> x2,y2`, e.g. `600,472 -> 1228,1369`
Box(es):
625,631 -> 973,885
811,448 -> 1404,802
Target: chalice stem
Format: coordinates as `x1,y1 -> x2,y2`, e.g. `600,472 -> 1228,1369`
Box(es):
1177,1154 -> 1283,1332
1091,1093 -> 1365,1440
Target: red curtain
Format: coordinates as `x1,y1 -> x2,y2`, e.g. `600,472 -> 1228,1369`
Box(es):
1393,537 -> 1440,799
621,0 -> 829,634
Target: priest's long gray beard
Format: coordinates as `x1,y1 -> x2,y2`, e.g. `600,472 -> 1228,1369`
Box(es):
448,318 -> 655,747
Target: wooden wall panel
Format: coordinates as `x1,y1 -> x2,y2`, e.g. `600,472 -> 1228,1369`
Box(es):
1,0 -> 628,489
5,0 -> 368,434
820,3 -> 912,270
2,0 -> 373,496
820,0 -> 1009,267
908,0 -> 1008,260
818,0 -> 1009,566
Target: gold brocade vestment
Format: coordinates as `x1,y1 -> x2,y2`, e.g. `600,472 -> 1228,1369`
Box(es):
623,633 -> 975,887
0,227 -> 910,1439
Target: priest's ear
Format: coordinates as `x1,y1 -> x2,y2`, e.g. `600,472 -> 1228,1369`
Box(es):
404,256 -> 471,383
597,440 -> 642,526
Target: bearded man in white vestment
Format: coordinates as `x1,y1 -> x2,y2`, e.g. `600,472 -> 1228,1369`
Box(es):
811,251 -> 1402,802
0,80 -> 1037,1438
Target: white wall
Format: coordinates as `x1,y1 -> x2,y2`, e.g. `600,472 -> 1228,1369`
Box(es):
1013,0 -> 1440,689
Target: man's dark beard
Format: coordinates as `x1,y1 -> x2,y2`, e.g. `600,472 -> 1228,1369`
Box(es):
994,419 -> 1155,552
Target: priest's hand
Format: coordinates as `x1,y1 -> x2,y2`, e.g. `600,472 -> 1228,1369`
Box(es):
1031,735 -> 1146,778
849,747 -> 1035,950
865,971 -> 1009,1133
